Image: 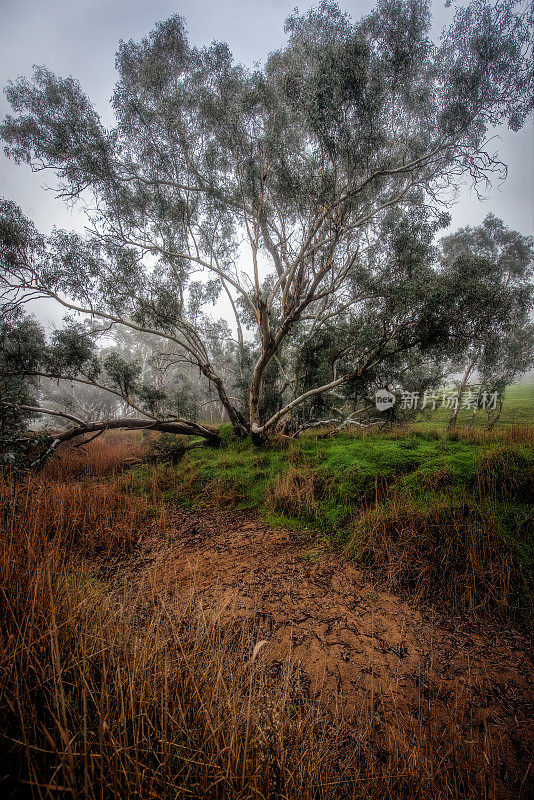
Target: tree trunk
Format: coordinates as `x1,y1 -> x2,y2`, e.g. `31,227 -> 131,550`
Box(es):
486,398 -> 503,431
204,369 -> 247,436
31,416 -> 221,469
448,355 -> 477,429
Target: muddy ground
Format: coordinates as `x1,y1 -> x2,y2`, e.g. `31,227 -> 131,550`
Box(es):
108,504 -> 533,793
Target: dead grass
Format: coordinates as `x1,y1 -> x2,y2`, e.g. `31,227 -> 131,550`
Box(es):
40,430 -> 148,481
0,478 -> 162,558
475,444 -> 534,502
349,491 -> 528,619
266,466 -> 325,519
0,443 -> 532,799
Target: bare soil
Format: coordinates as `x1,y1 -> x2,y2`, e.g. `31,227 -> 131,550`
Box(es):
116,504 -> 534,792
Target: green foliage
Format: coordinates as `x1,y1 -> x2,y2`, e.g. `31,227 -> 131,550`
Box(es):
0,384 -> 52,476
0,1 -> 532,443
103,353 -> 142,397
164,427 -> 530,520
46,322 -> 101,381
0,306 -> 50,474
0,305 -> 45,380
165,390 -> 198,421
136,384 -> 167,416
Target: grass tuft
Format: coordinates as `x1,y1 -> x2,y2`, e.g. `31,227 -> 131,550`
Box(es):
1,426 -> 533,798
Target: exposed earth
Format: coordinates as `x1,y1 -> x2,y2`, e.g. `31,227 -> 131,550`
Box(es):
105,502 -> 534,793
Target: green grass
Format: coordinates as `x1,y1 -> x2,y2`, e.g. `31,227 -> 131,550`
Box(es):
174,429 -> 529,512
130,424 -> 533,626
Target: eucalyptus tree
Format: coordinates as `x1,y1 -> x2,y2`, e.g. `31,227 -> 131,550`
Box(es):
0,0 -> 532,447
437,215 -> 534,427
0,307 -> 48,469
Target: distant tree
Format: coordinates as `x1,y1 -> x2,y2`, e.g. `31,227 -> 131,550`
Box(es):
0,0 -> 532,451
38,380 -> 121,429
438,215 -> 534,428
0,307 -> 49,471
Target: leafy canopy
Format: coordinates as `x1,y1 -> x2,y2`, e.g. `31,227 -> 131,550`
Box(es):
0,0 -> 532,445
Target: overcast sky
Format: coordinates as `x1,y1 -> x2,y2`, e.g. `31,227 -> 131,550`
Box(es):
1,0 -> 533,327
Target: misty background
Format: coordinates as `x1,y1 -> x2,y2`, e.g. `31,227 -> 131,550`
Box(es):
1,0 -> 533,332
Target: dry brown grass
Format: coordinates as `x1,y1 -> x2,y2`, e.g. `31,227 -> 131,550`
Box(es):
0,446 -> 532,799
475,444 -> 534,501
40,430 -> 148,481
453,425 -> 534,445
0,478 -> 161,558
349,491 -> 528,619
266,466 -> 326,519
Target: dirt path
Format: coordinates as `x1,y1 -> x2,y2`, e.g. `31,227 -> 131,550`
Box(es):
120,504 -> 533,788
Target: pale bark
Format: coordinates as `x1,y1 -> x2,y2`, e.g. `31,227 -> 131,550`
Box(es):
448,353 -> 478,429
28,411 -> 220,468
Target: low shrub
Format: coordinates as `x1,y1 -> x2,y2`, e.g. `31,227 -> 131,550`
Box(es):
145,432 -> 190,464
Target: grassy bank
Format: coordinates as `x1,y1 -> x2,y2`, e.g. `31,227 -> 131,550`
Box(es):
126,426 -> 534,625
2,469 -> 522,800
1,428 -> 533,798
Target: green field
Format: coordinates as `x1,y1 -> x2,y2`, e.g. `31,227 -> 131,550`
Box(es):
415,380 -> 534,429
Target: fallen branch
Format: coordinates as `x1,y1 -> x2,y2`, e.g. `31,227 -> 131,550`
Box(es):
22,410 -> 221,469
289,406 -> 379,437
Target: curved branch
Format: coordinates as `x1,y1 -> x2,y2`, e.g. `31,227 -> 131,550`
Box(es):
258,371 -> 362,435
29,414 -> 221,468
18,404 -> 87,426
